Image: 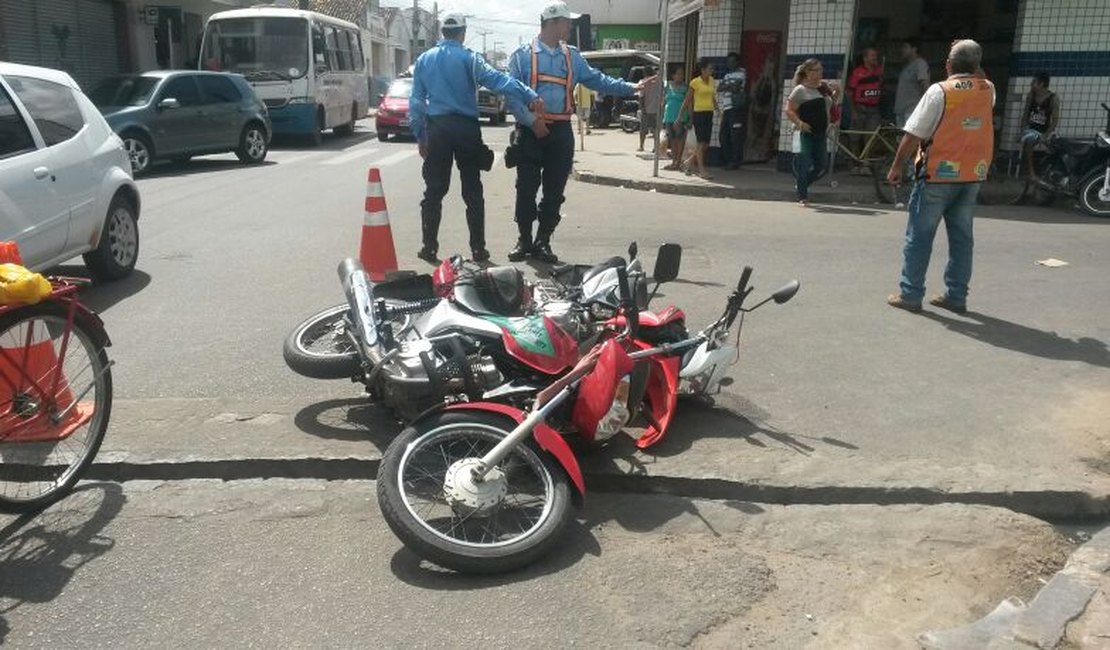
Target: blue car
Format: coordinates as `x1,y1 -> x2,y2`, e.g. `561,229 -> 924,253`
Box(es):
90,71 -> 272,175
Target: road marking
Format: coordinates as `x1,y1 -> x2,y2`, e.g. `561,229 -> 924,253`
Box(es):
320,146 -> 382,166
491,151 -> 501,168
369,150 -> 417,167
270,151 -> 330,166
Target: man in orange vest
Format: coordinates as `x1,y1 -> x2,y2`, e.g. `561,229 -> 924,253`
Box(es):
886,39 -> 995,314
505,2 -> 653,263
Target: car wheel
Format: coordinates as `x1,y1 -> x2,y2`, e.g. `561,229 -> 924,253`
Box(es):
83,194 -> 139,281
122,132 -> 153,175
236,123 -> 268,164
377,131 -> 390,142
309,109 -> 325,146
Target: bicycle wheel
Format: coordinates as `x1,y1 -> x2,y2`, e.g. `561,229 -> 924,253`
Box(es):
871,152 -> 903,204
0,301 -> 112,513
978,151 -> 1030,205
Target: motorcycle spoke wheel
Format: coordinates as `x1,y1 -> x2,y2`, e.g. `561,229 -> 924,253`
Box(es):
398,425 -> 554,548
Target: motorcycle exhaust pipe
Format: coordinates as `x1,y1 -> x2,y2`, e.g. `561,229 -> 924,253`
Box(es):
337,258 -> 379,349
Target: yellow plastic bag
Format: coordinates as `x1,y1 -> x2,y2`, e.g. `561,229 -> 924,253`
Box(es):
0,264 -> 52,305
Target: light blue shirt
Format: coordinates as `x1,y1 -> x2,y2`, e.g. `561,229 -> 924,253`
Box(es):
507,40 -> 636,127
409,39 -> 538,141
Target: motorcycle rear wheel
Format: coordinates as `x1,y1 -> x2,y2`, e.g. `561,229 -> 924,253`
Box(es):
377,411 -> 573,574
283,302 -> 411,379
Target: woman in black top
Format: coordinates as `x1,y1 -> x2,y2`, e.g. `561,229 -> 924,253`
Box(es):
785,59 -> 840,205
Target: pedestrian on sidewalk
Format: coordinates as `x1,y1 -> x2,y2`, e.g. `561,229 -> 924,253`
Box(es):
680,59 -> 717,180
639,66 -> 661,152
662,65 -> 689,171
886,39 -> 995,314
785,58 -> 838,206
574,82 -> 593,136
717,52 -> 748,169
894,40 -> 930,129
504,1 -> 652,263
847,47 -> 884,165
409,13 -> 544,264
1017,72 -> 1060,184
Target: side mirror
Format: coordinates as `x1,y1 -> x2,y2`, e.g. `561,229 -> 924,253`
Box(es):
771,280 -> 800,304
158,98 -> 180,110
315,64 -> 329,77
651,243 -> 682,284
377,93 -> 384,101
628,241 -> 638,261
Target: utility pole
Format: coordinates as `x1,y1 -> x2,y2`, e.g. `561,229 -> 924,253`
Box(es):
475,28 -> 493,58
410,0 -> 419,65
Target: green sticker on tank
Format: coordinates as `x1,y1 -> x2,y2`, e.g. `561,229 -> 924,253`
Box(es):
485,316 -> 555,356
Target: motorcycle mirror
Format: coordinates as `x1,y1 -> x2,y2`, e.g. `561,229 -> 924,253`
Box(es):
628,241 -> 638,261
652,243 -> 682,284
772,280 -> 801,304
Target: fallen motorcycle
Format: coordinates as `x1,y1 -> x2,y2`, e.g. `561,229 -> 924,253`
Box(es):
375,265 -> 800,573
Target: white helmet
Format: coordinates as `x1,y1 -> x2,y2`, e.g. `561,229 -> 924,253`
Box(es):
441,12 -> 466,29
540,2 -> 578,21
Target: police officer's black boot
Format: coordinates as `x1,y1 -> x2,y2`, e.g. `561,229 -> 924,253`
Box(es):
467,213 -> 489,263
531,228 -> 558,264
507,223 -> 532,262
418,210 -> 441,264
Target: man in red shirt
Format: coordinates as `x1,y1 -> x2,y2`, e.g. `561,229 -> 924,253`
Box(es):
847,47 -> 883,162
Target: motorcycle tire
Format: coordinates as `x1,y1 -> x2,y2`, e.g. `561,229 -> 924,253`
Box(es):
621,120 -> 639,134
283,302 -> 411,380
1079,168 -> 1110,218
377,411 -> 574,574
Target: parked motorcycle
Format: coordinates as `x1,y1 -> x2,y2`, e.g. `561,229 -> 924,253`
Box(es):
619,98 -> 641,134
1025,103 -> 1110,217
374,265 -> 800,573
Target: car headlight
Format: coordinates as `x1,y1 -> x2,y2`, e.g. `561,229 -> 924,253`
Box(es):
288,97 -> 314,104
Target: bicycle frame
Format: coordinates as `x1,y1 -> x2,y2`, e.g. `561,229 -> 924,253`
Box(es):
0,279 -> 100,443
831,125 -> 900,165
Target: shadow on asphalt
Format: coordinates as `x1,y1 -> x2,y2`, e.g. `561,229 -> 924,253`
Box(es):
921,311 -> 1110,368
293,398 -> 402,451
142,159 -> 278,178
0,482 -> 125,643
974,203 -> 1108,225
42,265 -> 152,314
810,204 -> 886,216
388,518 -> 601,588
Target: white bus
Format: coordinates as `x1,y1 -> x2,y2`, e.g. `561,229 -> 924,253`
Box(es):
199,7 -> 370,144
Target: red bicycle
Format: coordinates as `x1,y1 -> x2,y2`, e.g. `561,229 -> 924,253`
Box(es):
0,276 -> 113,512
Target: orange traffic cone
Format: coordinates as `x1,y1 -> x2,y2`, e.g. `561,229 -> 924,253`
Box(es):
0,319 -> 94,443
0,241 -> 23,265
359,168 -> 399,282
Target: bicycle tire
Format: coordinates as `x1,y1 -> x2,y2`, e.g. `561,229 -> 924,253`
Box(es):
0,301 -> 112,513
871,152 -> 900,204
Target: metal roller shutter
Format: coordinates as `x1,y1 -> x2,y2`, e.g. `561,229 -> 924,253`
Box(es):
0,0 -> 121,90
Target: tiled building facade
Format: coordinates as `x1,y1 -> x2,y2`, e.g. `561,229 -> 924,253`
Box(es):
662,0 -> 1110,159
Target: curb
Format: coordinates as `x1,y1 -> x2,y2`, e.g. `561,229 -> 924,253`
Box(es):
82,457 -> 1110,522
919,525 -> 1110,648
573,169 -> 886,205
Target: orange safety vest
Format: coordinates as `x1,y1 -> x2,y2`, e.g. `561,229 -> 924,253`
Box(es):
916,77 -> 994,183
530,40 -> 574,121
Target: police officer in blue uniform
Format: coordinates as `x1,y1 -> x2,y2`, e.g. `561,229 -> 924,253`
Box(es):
410,13 -> 544,263
505,2 -> 653,263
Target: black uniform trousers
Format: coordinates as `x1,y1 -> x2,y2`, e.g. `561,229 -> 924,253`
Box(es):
420,114 -> 487,252
719,107 -> 747,167
513,121 -> 575,241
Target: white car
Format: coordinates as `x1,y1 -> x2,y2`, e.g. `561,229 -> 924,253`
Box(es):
0,62 -> 140,280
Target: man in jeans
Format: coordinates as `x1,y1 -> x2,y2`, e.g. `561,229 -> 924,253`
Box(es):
886,39 -> 995,314
717,52 -> 747,169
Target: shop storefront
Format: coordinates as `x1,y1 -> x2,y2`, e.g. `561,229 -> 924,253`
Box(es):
663,0 -> 1110,166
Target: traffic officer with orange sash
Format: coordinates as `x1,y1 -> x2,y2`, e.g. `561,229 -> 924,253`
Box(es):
505,2 -> 653,263
885,39 -> 995,315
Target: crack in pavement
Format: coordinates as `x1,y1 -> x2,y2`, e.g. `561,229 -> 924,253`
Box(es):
80,458 -> 1110,523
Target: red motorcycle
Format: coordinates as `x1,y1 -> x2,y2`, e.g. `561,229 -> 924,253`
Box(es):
375,266 -> 799,573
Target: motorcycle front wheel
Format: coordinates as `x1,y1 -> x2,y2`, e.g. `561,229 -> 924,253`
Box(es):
377,411 -> 573,574
1079,168 -> 1110,217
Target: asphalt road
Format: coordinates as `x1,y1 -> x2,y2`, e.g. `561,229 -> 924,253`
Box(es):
2,117 -> 1107,646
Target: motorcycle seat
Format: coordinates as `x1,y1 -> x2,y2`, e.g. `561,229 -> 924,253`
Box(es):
1055,137 -> 1093,158
453,266 -> 528,317
581,257 -> 626,284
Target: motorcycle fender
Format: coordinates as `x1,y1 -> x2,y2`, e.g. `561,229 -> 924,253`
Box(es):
443,402 -> 585,497
73,302 -> 112,348
636,355 -> 680,449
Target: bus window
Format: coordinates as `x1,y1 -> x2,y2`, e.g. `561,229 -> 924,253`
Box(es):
336,27 -> 353,71
312,24 -> 328,69
325,26 -> 345,70
347,30 -> 364,71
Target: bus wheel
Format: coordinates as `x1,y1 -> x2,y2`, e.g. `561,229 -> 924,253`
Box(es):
335,103 -> 356,136
309,108 -> 324,146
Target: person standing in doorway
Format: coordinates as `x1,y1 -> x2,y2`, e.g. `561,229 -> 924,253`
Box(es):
886,39 -> 995,314
504,1 -> 651,263
680,60 -> 718,180
717,51 -> 748,169
662,65 -> 689,171
894,40 -> 929,129
785,58 -> 838,206
1018,72 -> 1060,184
409,13 -> 544,263
847,47 -> 884,162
